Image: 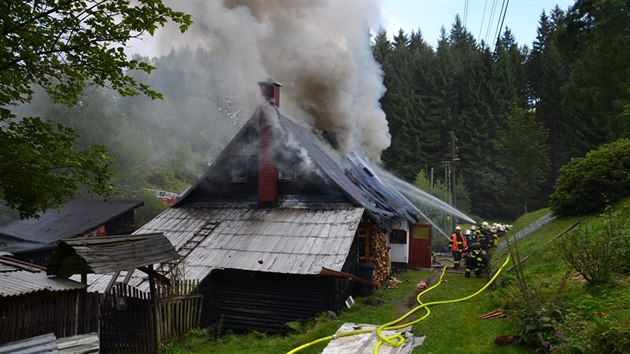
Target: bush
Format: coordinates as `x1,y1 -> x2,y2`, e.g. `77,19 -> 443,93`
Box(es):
550,139 -> 630,216
555,215 -> 625,286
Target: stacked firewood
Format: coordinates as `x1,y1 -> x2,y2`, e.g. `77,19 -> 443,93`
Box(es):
369,225 -> 389,287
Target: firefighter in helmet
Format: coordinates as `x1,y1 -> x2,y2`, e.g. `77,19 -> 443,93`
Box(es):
451,225 -> 467,269
465,241 -> 487,278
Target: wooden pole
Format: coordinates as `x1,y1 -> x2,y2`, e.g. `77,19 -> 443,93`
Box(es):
147,265 -> 159,351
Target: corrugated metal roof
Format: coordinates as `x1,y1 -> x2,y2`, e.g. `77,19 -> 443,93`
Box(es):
47,233 -> 179,276
57,333 -> 98,353
0,199 -> 143,250
86,203 -> 364,292
0,333 -> 58,354
0,270 -> 85,297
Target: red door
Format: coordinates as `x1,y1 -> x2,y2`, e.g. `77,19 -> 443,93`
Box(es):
409,224 -> 432,268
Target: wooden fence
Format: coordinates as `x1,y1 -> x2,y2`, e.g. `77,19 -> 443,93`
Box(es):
0,290 -> 99,345
99,281 -> 202,353
155,280 -> 203,344
100,284 -> 156,354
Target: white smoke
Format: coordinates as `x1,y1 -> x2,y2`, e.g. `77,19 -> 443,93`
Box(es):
154,0 -> 390,161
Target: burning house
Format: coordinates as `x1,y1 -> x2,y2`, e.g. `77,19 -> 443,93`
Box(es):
87,80 -> 432,332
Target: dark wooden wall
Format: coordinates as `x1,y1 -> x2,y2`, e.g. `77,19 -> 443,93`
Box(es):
0,290 -> 99,344
199,268 -> 354,333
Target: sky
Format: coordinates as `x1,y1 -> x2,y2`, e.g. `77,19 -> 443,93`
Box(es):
380,0 -> 575,48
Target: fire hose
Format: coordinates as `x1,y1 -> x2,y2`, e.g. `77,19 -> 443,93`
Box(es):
286,256 -> 511,354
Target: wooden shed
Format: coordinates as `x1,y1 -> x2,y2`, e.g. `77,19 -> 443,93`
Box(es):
0,256 -> 95,344
47,233 -> 200,353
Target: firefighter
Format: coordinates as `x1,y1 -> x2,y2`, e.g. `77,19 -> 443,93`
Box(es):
451,225 -> 467,269
480,221 -> 492,251
491,226 -> 499,247
465,241 -> 487,278
464,229 -> 476,244
471,225 -> 482,245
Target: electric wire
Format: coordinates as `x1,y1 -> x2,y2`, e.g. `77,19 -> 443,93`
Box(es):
492,0 -> 510,52
286,256 -> 512,354
463,0 -> 469,28
478,0 -> 489,42
484,0 -> 498,44
492,0 -> 506,50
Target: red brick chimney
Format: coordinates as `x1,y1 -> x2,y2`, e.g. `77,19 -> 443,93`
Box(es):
257,80 -> 281,206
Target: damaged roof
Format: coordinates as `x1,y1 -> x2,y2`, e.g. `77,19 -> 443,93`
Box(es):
177,111 -> 418,226
47,233 -> 179,276
277,114 -> 419,225
85,202 -> 364,292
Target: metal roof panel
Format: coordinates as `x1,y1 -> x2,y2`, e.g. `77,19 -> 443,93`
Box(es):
0,200 -> 143,247
0,270 -> 85,297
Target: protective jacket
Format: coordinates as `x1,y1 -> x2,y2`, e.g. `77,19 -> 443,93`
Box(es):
451,232 -> 467,252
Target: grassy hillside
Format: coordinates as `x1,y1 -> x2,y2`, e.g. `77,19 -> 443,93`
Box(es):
490,197 -> 630,353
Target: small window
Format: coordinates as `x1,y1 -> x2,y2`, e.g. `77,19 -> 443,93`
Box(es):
230,157 -> 247,183
390,229 -> 407,244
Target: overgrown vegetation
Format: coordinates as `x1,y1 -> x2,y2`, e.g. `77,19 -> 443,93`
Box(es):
492,197 -> 630,353
556,211 -> 629,285
550,138 -> 630,216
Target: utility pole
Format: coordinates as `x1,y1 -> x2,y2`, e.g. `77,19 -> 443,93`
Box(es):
443,160 -> 451,233
451,131 -> 459,231
451,132 -> 457,209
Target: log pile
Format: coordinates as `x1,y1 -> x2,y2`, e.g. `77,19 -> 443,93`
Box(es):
368,225 -> 389,287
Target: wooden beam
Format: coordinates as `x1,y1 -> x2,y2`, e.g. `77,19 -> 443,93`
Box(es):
138,266 -> 171,287
319,267 -> 377,287
103,270 -> 121,296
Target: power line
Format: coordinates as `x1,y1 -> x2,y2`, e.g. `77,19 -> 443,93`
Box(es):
484,0 -> 498,44
492,0 -> 507,50
492,0 -> 511,52
463,0 -> 469,28
478,0 -> 489,42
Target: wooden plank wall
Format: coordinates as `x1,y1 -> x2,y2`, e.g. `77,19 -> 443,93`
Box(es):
0,290 -> 99,345
206,270 -> 329,332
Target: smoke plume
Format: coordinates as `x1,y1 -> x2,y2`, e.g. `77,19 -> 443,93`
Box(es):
155,0 -> 390,161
